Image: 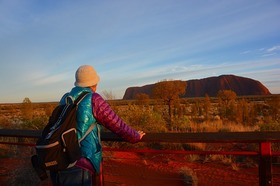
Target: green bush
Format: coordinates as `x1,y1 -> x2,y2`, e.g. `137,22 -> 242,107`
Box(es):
119,104 -> 167,132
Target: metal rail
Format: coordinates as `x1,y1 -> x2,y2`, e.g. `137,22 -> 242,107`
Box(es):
1,129 -> 280,143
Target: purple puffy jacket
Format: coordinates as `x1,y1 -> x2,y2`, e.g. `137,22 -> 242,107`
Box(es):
92,93 -> 141,143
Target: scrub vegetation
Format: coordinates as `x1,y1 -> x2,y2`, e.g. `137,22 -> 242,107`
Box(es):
0,81 -> 279,185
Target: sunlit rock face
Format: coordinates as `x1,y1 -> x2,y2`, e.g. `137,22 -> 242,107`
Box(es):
123,74 -> 271,99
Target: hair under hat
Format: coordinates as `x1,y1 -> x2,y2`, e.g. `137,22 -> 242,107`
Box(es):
74,65 -> 100,87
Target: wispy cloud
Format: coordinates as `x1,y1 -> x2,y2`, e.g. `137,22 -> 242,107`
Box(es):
241,45 -> 280,58
31,72 -> 72,86
266,45 -> 280,53
259,45 -> 280,57
241,50 -> 252,55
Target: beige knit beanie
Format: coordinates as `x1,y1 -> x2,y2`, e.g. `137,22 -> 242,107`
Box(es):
74,65 -> 100,87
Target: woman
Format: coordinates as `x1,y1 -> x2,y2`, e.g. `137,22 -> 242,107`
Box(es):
50,65 -> 145,186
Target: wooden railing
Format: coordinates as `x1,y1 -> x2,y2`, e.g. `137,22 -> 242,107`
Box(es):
1,129 -> 280,185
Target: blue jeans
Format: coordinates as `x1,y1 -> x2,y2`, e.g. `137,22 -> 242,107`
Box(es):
50,166 -> 93,186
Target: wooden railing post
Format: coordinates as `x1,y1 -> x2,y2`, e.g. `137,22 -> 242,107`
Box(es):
259,142 -> 272,186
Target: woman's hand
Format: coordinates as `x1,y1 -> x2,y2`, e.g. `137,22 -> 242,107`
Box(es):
138,131 -> 146,139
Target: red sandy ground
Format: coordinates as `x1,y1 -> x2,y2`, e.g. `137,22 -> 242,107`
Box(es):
1,151 -> 280,186
103,151 -> 261,186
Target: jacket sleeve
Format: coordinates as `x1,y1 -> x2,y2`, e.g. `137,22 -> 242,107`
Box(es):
91,93 -> 141,143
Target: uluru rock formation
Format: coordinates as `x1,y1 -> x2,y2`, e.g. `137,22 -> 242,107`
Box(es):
123,75 -> 271,99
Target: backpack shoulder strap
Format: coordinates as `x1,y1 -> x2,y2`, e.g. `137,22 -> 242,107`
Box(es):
79,122 -> 97,143
74,92 -> 90,105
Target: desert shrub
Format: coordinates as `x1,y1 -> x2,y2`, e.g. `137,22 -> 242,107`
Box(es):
187,119 -> 258,133
135,93 -> 150,106
205,154 -> 234,165
142,112 -> 167,132
225,122 -> 259,132
217,121 -> 259,132
190,101 -> 203,119
179,166 -> 198,186
266,95 -> 280,121
21,97 -> 33,121
236,99 -> 250,125
21,115 -> 49,130
119,104 -> 167,132
103,140 -> 147,150
259,121 -> 280,131
171,116 -> 191,132
203,95 -> 211,121
173,102 -> 188,119
186,154 -> 201,162
204,154 -> 248,171
0,117 -> 12,128
217,90 -> 237,120
259,121 -> 280,152
45,103 -> 57,116
231,162 -> 240,171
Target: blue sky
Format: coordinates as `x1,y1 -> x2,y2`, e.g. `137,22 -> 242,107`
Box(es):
0,0 -> 280,103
